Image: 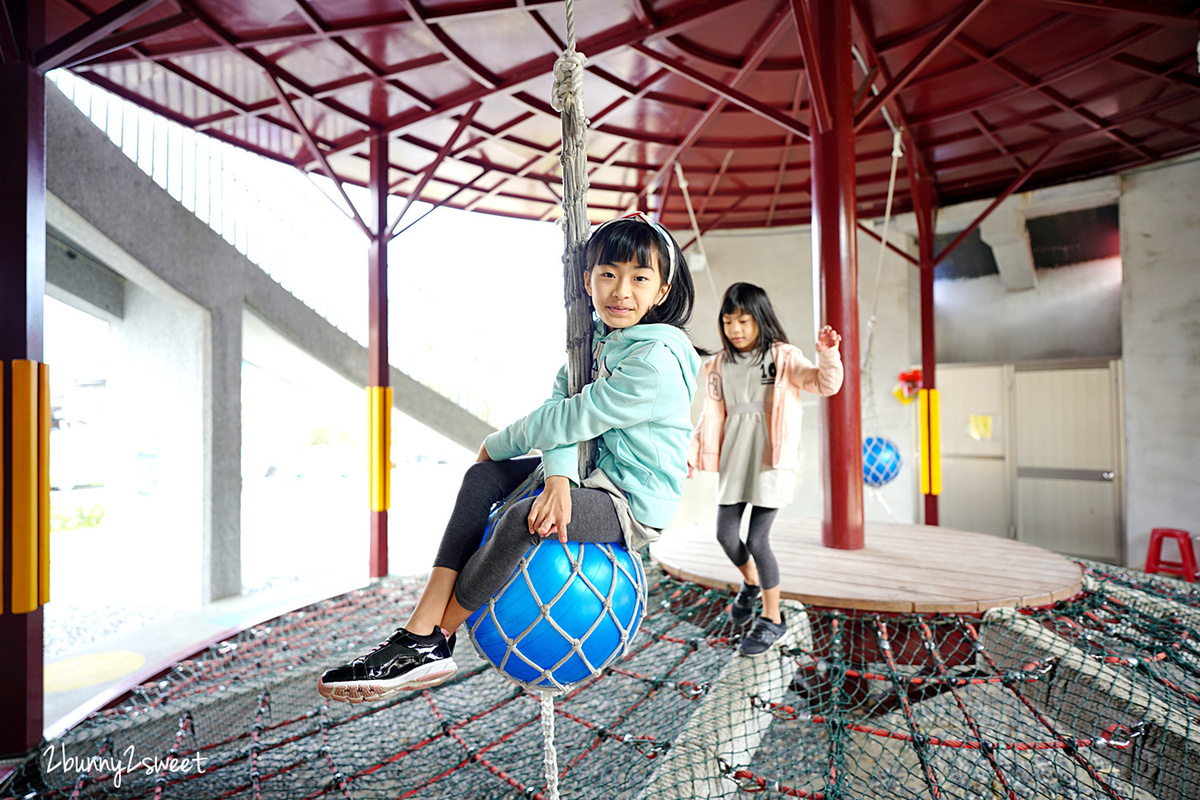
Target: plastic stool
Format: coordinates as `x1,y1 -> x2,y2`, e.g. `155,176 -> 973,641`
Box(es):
1145,528 -> 1197,582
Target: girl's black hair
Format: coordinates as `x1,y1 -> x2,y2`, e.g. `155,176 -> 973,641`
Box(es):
585,216 -> 698,335
718,282 -> 789,362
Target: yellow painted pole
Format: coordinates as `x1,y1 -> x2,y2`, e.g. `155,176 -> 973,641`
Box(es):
918,388 -> 941,497
39,363 -> 51,606
10,360 -> 39,614
368,386 -> 392,512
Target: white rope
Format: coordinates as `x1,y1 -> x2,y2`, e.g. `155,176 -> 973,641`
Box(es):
673,162 -> 720,302
540,689 -> 561,800
860,129 -> 904,523
551,50 -> 588,119
861,129 -> 903,429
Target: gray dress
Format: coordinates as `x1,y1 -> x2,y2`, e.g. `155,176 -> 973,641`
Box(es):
716,353 -> 796,507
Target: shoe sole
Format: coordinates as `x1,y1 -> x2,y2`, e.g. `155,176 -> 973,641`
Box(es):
738,646 -> 775,657
318,658 -> 458,704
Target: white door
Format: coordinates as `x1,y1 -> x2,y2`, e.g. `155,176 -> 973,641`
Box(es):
1013,362 -> 1123,562
936,365 -> 1012,539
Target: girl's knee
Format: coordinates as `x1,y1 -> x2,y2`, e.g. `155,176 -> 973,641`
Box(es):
495,498 -> 538,545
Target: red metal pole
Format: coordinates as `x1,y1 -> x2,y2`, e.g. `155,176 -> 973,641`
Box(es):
809,0 -> 864,550
368,133 -> 389,578
910,156 -> 940,526
0,0 -> 46,758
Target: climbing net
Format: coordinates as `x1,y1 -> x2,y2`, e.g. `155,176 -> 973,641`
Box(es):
6,559 -> 1199,800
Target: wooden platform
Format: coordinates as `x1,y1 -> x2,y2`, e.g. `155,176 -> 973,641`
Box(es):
650,518 -> 1083,613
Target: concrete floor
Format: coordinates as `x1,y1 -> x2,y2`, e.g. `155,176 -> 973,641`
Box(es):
43,572 -> 369,739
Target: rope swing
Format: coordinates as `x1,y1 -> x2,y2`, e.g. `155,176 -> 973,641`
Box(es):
464,4 -> 650,798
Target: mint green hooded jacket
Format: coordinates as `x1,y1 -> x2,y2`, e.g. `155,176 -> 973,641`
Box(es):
484,320 -> 702,531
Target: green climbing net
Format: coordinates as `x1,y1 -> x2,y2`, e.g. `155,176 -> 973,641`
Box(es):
4,559 -> 1198,800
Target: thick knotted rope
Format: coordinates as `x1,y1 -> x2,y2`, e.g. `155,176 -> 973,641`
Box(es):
551,49 -> 588,119
553,0 -> 595,481
544,2 -> 592,797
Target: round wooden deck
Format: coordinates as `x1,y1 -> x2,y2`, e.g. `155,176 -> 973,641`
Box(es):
650,518 -> 1084,613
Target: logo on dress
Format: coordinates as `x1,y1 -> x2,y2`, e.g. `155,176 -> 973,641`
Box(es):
759,359 -> 777,386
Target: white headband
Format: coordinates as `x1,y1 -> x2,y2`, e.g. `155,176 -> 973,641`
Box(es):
593,211 -> 678,284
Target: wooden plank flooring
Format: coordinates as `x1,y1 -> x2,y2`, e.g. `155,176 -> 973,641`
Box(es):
650,518 -> 1083,613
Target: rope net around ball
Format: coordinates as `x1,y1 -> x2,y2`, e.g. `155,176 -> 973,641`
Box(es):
862,436 -> 902,488
7,559 -> 1200,800
464,466 -> 649,694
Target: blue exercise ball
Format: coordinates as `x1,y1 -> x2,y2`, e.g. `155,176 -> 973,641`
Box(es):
467,477 -> 647,691
863,436 -> 902,487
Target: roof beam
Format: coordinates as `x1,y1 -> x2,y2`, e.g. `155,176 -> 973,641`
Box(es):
387,102 -> 481,235
952,34 -> 1156,161
970,110 -> 1026,171
36,0 -> 165,71
50,11 -> 195,70
308,0 -> 747,167
264,70 -> 371,236
631,2 -> 796,203
1111,52 -> 1200,93
399,0 -> 502,90
854,0 -> 993,132
174,0 -> 377,130
849,0 -> 941,209
934,143 -> 1059,265
1032,0 -> 1200,27
789,0 -> 831,132
699,150 -> 737,216
0,1 -> 19,64
630,43 -> 810,143
858,221 -> 918,265
767,76 -> 806,225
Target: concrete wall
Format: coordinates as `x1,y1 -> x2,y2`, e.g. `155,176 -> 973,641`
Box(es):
671,223 -> 917,529
45,83 -> 492,601
1120,156 -> 1200,567
935,256 -> 1122,364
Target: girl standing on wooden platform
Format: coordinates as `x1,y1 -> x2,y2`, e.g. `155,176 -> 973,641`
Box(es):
689,282 -> 843,655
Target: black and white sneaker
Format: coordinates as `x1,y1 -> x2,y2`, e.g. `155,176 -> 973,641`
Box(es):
738,612 -> 787,656
318,627 -> 457,703
729,582 -> 761,625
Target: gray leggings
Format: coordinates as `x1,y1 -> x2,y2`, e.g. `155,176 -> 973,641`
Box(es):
715,503 -> 780,590
433,458 -> 624,612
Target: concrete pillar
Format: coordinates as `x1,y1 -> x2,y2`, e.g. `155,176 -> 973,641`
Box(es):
1119,158 -> 1200,567
979,205 -> 1037,291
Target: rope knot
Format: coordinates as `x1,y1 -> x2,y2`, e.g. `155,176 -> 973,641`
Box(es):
551,49 -> 588,116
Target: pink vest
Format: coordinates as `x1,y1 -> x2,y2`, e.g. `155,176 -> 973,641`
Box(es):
689,342 -> 843,472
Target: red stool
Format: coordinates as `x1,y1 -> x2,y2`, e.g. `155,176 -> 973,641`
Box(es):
1145,528 -> 1198,582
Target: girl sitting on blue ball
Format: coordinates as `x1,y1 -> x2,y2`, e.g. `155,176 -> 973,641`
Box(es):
318,213 -> 705,703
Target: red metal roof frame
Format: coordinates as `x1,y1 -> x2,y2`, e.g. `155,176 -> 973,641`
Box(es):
30,0 -> 1200,234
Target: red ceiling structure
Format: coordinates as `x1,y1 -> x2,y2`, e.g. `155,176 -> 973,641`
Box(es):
34,0 -> 1200,235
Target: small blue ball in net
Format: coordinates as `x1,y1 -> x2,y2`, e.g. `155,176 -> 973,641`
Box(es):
863,436 -> 902,487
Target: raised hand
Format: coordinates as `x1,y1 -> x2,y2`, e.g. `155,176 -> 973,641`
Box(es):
816,324 -> 842,351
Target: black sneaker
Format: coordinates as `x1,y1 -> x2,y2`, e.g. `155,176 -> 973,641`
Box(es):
729,582 -> 761,625
739,612 -> 787,656
318,627 -> 457,703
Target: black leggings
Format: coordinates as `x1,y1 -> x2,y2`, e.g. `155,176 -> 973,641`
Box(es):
715,503 -> 780,590
433,458 -> 624,612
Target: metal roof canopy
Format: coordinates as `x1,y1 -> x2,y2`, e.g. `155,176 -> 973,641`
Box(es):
32,0 -> 1200,239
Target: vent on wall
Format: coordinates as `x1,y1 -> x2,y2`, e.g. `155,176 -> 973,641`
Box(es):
934,228 -> 999,280
1026,205 -> 1120,269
